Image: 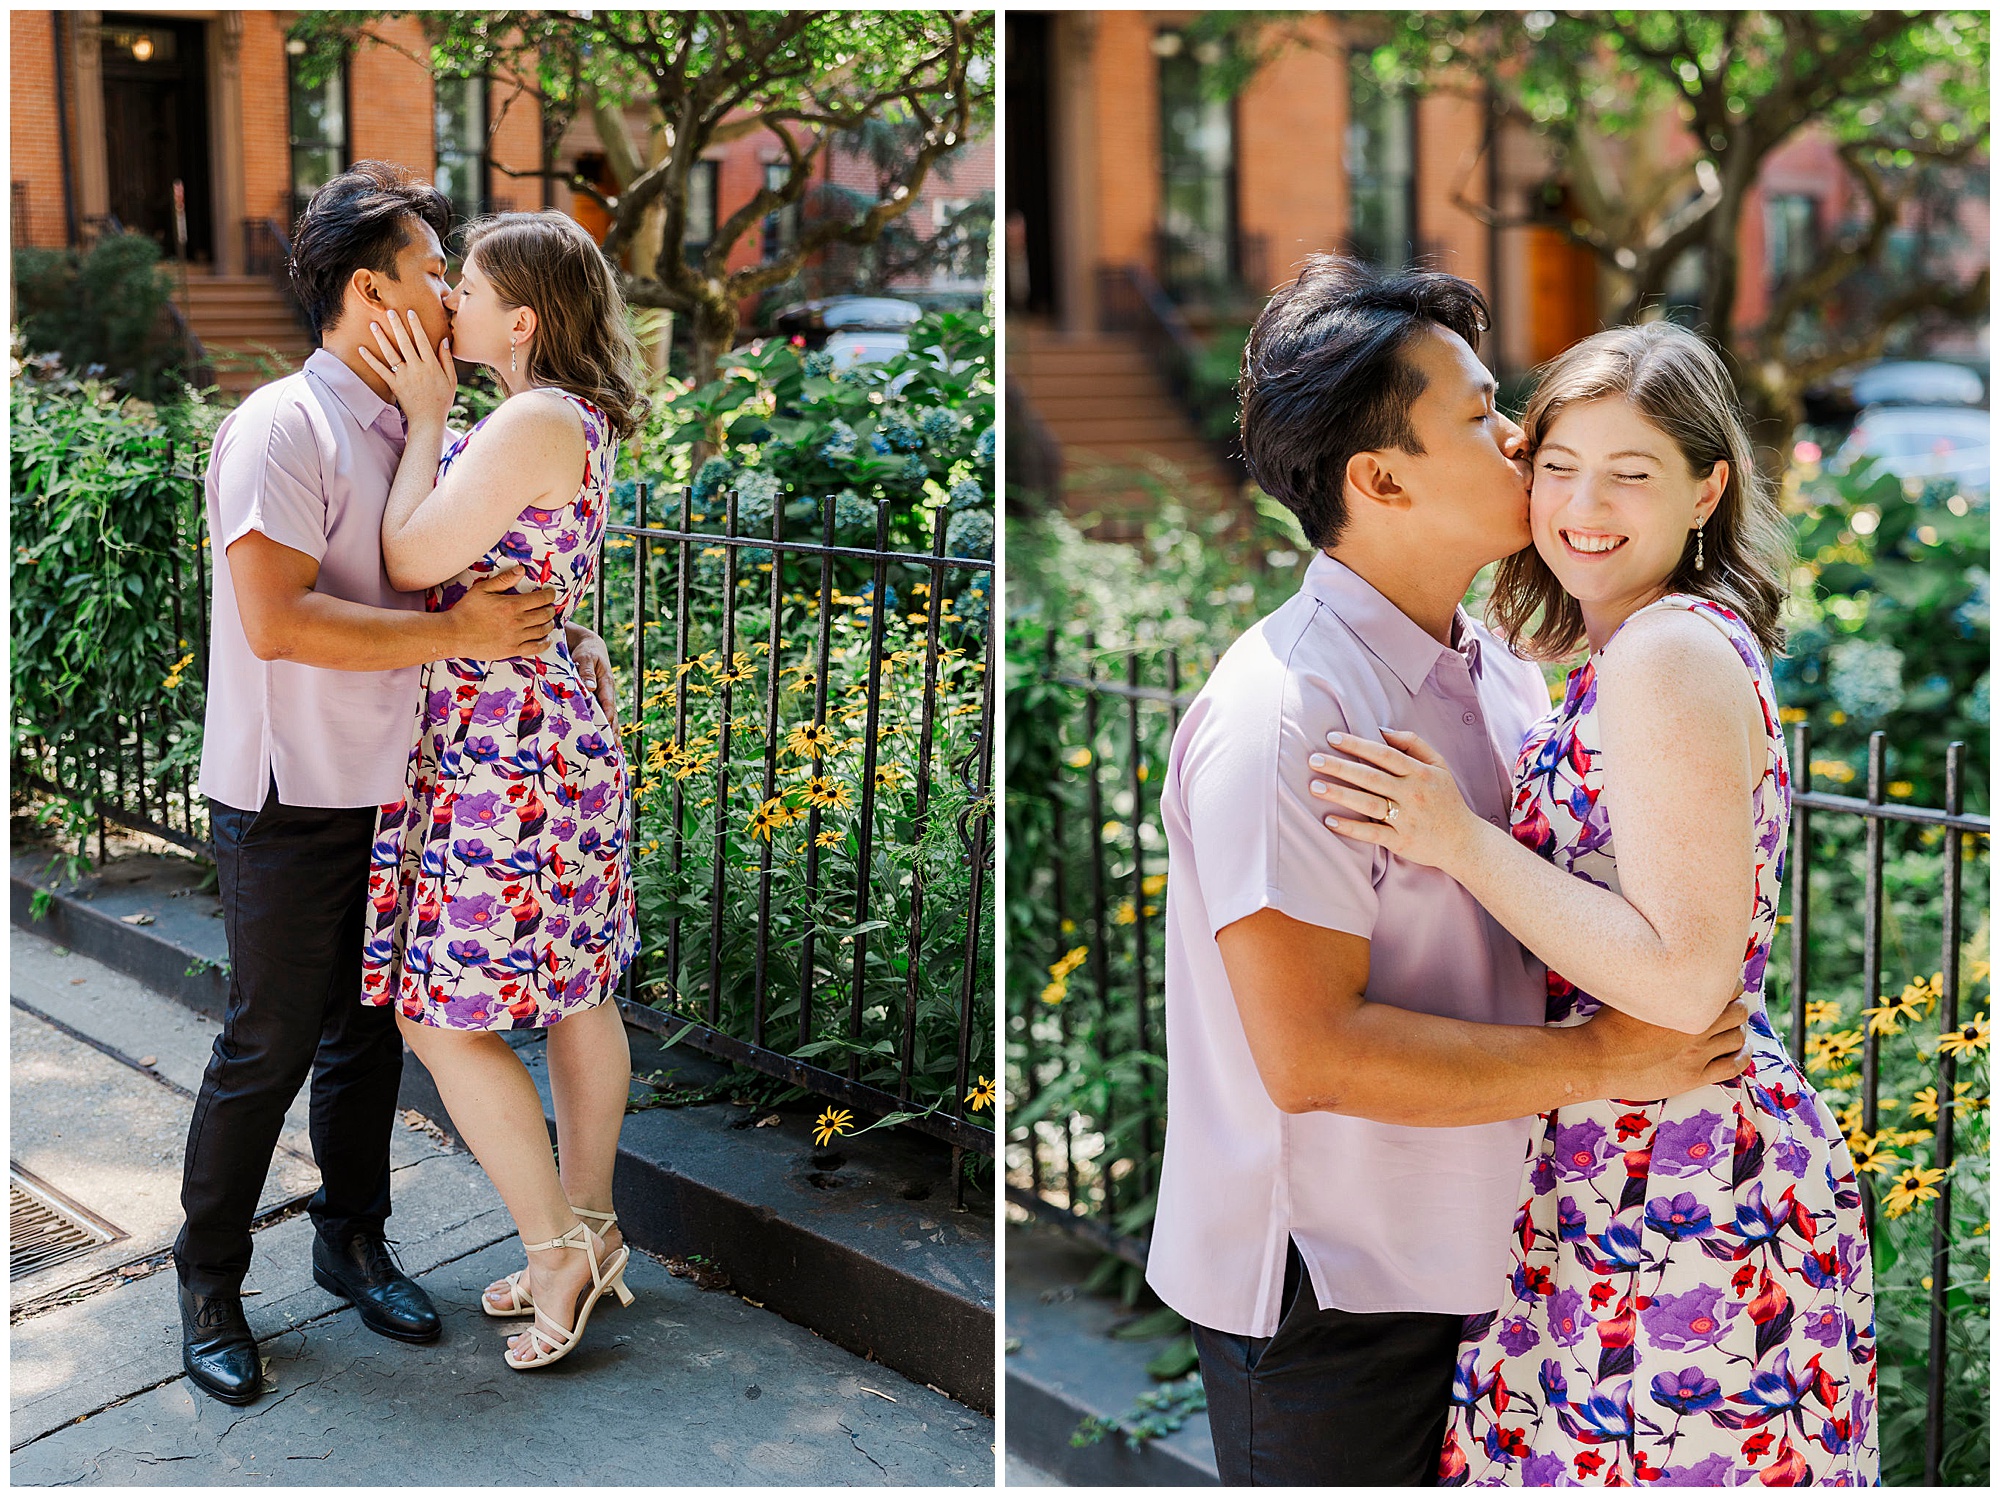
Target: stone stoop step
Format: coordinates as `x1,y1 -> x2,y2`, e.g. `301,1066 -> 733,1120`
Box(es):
11,847 -> 994,1413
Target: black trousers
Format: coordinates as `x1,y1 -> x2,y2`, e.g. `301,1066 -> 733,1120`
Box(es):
1192,1241 -> 1465,1486
175,786 -> 404,1297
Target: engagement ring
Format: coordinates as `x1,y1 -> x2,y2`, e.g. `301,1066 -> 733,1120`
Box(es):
1385,805 -> 1400,824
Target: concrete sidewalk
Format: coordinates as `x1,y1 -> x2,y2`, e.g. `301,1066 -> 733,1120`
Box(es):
9,934 -> 993,1486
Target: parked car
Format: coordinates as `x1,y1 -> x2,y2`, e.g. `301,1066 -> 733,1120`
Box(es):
771,296 -> 925,369
1832,405 -> 1991,495
1804,357 -> 1987,425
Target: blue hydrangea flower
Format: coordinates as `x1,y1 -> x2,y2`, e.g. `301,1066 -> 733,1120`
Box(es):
803,349 -> 835,377
899,454 -> 929,482
881,412 -> 924,452
692,457 -> 734,507
919,407 -> 959,444
973,425 -> 995,464
1827,638 -> 1905,725
949,478 -> 984,511
819,420 -> 858,463
954,575 -> 990,627
832,489 -> 877,533
731,468 -> 782,534
869,431 -> 892,454
946,510 -> 993,559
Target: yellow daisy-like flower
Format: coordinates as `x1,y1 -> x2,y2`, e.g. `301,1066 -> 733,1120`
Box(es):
1803,1000 -> 1842,1028
1040,978 -> 1067,1006
671,752 -> 715,782
965,1076 -> 996,1111
802,775 -> 852,810
815,829 -> 843,849
874,764 -> 908,792
813,1108 -> 854,1147
1065,746 -> 1093,769
1845,1132 -> 1894,1176
1881,1164 -> 1948,1220
747,799 -> 787,841
712,652 -> 757,685
1113,899 -> 1137,926
786,721 -> 836,760
1836,1099 -> 1865,1137
1861,1002 -> 1904,1037
1805,1028 -> 1864,1074
1049,945 -> 1088,981
1938,1014 -> 1990,1059
1141,873 -> 1167,897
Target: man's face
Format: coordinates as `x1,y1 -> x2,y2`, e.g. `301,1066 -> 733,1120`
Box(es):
1382,326 -> 1532,566
355,216 -> 451,349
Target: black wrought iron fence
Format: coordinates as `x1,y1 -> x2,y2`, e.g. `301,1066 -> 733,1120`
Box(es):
1006,640 -> 1990,1482
12,468 -> 996,1166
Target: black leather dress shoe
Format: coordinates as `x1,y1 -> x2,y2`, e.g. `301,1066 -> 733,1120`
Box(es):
179,1284 -> 263,1406
311,1230 -> 442,1343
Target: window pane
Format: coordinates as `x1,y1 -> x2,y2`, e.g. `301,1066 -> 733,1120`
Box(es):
1157,41 -> 1234,292
1346,55 -> 1414,269
289,55 -> 347,199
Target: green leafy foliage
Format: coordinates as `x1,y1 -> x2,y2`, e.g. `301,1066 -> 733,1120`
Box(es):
12,234 -> 195,401
10,351 -> 220,849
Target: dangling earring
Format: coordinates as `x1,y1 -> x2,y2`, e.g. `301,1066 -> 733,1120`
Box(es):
1694,522 -> 1706,572
510,339 -> 519,375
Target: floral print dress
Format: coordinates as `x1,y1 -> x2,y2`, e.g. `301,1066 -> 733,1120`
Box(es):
361,390 -> 638,1030
1442,595 -> 1878,1487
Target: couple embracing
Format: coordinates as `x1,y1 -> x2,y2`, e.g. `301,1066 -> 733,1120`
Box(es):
178,162 -> 645,1403
1149,257 -> 1879,1485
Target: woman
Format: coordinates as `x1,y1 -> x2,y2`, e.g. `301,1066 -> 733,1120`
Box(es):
1307,322 -> 1876,1484
357,210 -> 645,1371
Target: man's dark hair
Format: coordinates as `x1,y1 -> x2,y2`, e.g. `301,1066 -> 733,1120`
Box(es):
288,161 -> 452,341
1238,255 -> 1490,549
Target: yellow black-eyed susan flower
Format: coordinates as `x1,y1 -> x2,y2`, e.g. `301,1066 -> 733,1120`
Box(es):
1050,946 -> 1088,981
813,1107 -> 854,1147
965,1076 -> 995,1111
815,829 -> 843,849
802,775 -> 852,810
874,764 -> 907,792
1040,979 -> 1067,1006
748,799 -> 784,840
1938,1014 -> 1990,1059
787,721 -> 836,759
1882,1164 -> 1948,1219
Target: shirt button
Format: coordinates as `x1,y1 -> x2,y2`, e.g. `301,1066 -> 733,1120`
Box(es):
1463,712 -> 1477,725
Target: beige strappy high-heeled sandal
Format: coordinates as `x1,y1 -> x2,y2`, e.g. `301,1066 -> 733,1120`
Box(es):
482,1207 -> 621,1319
503,1218 -> 633,1372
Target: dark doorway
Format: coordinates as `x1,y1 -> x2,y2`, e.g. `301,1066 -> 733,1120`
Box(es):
100,15 -> 213,262
1006,13 -> 1057,319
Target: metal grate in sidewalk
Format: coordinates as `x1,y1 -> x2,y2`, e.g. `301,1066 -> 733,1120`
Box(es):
10,1163 -> 125,1280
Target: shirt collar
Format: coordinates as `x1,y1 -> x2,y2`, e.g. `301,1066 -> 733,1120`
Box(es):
1303,550 -> 1477,694
304,348 -> 405,440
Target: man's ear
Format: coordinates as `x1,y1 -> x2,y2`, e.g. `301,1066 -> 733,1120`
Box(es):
1346,450 -> 1410,513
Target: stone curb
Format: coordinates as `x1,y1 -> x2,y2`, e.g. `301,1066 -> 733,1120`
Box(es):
11,850 -> 993,1412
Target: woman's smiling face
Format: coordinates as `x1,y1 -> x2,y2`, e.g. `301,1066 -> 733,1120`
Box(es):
442,251 -> 520,371
1531,395 -> 1726,629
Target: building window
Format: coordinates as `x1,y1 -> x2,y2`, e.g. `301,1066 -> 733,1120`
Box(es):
434,74 -> 488,235
1346,52 -> 1416,270
684,159 -> 718,265
761,162 -> 801,262
1765,193 -> 1819,286
288,48 -> 347,224
1156,30 -> 1236,295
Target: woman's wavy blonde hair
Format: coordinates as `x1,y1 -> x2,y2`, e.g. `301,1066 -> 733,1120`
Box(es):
1489,320 -> 1790,661
460,211 -> 648,441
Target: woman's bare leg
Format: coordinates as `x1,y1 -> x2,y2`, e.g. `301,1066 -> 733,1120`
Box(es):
397,1016 -> 597,1336
545,999 -> 631,1240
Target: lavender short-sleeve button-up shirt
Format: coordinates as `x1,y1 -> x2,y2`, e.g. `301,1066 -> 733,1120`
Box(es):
197,350 -> 428,811
1146,552 -> 1554,1336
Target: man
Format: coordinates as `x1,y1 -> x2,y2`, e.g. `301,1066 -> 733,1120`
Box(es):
177,162 -> 619,1406
1146,257 -> 1751,1484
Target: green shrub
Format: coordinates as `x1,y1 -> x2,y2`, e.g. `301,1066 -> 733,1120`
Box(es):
12,233 -> 190,401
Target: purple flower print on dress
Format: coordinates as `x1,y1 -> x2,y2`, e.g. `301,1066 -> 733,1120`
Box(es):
457,790 -> 506,829
1641,1284 -> 1738,1352
1530,1152 -> 1557,1196
464,735 -> 502,764
427,688 -> 452,718
472,688 -> 520,725
579,827 -> 604,855
1773,1137 -> 1812,1179
1658,1454 -> 1735,1486
578,781 -> 613,819
1650,1110 -> 1729,1177
1650,1368 -> 1724,1415
446,938 -> 491,967
575,730 -> 613,761
1547,1287 -> 1589,1347
573,873 -> 604,911
1519,1454 -> 1566,1485
1497,1316 -> 1540,1357
1801,1305 -> 1845,1349
551,817 -> 577,841
497,531 -> 534,564
545,913 -> 570,941
447,892 -> 504,931
1552,1117 -> 1614,1181
1556,1197 -> 1590,1241
549,712 -> 572,738
1644,1192 -> 1714,1240
453,838 -> 494,866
